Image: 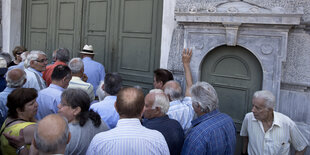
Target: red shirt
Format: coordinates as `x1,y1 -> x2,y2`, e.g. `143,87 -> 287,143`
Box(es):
42,61 -> 67,86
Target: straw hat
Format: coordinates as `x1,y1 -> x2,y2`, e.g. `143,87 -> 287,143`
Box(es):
80,45 -> 95,55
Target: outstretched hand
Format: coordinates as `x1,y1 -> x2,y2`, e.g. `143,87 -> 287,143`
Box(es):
182,48 -> 192,65
3,129 -> 25,149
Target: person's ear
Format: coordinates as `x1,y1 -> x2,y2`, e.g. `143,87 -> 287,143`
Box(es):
73,107 -> 81,116
67,132 -> 71,144
155,107 -> 161,114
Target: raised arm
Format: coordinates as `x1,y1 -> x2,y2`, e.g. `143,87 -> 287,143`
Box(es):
182,48 -> 193,97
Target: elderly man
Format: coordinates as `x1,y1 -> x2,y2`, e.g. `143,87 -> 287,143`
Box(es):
43,48 -> 70,86
87,87 -> 169,154
153,68 -> 174,89
163,49 -> 195,132
240,90 -> 308,155
36,65 -> 72,120
142,89 -> 184,155
90,72 -> 122,128
0,68 -> 26,126
181,82 -> 236,154
34,114 -> 71,154
23,50 -> 48,91
67,58 -> 95,101
80,45 -> 105,96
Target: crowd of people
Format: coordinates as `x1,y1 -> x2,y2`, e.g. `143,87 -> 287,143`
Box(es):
0,45 -> 308,155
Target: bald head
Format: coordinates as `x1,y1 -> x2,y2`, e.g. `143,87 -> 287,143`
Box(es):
163,80 -> 182,101
6,68 -> 26,88
115,87 -> 145,118
34,114 -> 69,154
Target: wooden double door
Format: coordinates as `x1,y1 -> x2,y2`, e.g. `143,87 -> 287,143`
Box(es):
24,0 -> 163,91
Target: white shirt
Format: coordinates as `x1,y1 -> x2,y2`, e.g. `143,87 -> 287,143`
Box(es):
23,67 -> 46,91
167,97 -> 195,132
240,112 -> 308,155
86,118 -> 170,155
68,76 -> 95,102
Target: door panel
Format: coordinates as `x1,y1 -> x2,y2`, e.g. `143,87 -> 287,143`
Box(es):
201,45 -> 262,154
114,0 -> 162,92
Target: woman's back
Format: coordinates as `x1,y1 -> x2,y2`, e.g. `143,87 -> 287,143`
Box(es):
65,119 -> 109,155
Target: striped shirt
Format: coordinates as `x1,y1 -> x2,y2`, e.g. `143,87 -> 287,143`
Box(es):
240,112 -> 308,155
167,97 -> 195,133
68,76 -> 95,102
86,118 -> 170,155
181,109 -> 236,155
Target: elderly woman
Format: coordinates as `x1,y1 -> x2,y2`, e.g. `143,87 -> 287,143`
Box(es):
57,88 -> 109,155
8,46 -> 27,67
0,88 -> 38,155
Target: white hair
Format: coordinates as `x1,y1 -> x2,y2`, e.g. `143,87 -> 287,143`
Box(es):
24,50 -> 46,68
253,90 -> 275,109
149,89 -> 170,114
163,81 -> 182,101
96,80 -> 107,101
190,82 -> 219,112
68,58 -> 84,74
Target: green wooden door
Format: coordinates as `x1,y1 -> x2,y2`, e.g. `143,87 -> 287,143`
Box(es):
83,0 -> 163,92
25,0 -> 82,59
201,45 -> 262,154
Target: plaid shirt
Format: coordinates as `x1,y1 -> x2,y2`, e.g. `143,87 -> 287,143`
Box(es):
182,109 -> 236,155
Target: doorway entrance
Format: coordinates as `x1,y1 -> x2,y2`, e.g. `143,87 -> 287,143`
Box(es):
201,45 -> 263,154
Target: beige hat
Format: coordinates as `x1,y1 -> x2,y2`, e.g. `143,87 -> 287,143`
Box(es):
80,45 -> 95,55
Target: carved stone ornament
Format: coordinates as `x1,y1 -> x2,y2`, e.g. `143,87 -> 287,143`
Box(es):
261,44 -> 274,55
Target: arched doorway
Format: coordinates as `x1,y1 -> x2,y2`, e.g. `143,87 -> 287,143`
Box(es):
201,45 -> 262,154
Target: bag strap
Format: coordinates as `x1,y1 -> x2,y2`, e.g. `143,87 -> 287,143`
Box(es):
0,119 -> 27,136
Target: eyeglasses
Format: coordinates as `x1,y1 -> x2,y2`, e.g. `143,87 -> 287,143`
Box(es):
35,59 -> 48,63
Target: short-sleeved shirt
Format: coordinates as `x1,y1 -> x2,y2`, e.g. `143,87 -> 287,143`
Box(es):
240,112 -> 309,155
181,109 -> 236,155
68,76 -> 95,102
23,67 -> 46,91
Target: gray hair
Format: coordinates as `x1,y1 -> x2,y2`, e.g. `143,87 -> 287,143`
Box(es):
149,89 -> 170,114
163,81 -> 182,101
56,48 -> 70,62
190,82 -> 219,113
253,90 -> 275,109
68,58 -> 84,74
24,50 -> 46,68
0,52 -> 12,65
96,81 -> 106,101
6,69 -> 26,88
34,117 -> 69,153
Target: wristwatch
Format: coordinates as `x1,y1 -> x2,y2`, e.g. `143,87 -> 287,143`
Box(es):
16,145 -> 26,155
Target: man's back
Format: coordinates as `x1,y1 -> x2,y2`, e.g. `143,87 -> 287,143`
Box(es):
82,57 -> 105,94
87,118 -> 169,155
182,109 -> 236,155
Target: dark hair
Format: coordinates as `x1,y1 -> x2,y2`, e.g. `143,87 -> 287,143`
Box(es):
12,46 -> 27,58
104,72 -> 122,95
116,87 -> 144,118
61,88 -> 101,127
56,48 -> 70,62
153,69 -> 174,85
7,88 -> 37,118
51,65 -> 71,81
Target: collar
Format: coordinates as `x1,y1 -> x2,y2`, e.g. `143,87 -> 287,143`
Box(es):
28,67 -> 42,76
49,84 -> 64,91
54,60 -> 67,65
83,57 -> 92,61
103,95 -> 117,101
251,111 -> 281,127
170,99 -> 182,106
143,115 -> 169,123
71,76 -> 82,81
191,109 -> 220,127
2,87 -> 15,93
117,118 -> 141,127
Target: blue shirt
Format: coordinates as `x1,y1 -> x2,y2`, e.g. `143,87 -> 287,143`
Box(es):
89,96 -> 119,128
36,84 -> 64,120
82,57 -> 105,96
143,115 -> 184,155
86,118 -> 170,155
0,87 -> 15,126
181,109 -> 236,155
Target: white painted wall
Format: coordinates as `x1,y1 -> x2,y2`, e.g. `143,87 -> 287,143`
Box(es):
160,0 -> 177,69
2,0 -> 22,54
